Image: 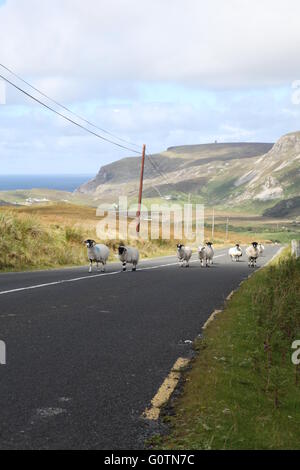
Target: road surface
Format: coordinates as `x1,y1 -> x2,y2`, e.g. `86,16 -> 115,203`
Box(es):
0,245 -> 280,449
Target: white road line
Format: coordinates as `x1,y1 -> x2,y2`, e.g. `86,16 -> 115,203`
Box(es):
0,254 -> 227,297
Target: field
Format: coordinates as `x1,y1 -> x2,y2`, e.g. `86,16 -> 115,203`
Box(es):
151,249 -> 300,450
0,202 -> 299,272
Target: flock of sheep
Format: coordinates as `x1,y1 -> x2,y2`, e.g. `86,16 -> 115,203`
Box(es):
176,241 -> 264,268
84,239 -> 265,273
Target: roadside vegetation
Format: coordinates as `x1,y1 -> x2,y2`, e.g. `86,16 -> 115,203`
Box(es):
152,248 -> 300,450
0,201 -> 298,272
0,211 -> 87,271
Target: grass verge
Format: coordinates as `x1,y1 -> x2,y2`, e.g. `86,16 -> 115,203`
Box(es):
152,248 -> 300,450
0,211 -> 87,271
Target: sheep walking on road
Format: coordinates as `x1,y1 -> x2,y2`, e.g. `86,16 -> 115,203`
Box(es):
85,239 -> 110,273
246,242 -> 259,267
177,244 -> 192,267
257,243 -> 265,256
229,244 -> 243,262
198,242 -> 214,267
118,245 -> 139,272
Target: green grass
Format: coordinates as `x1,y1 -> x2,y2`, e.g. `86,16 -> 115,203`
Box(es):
153,249 -> 300,450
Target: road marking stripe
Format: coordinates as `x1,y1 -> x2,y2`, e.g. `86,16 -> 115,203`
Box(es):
226,290 -> 235,301
202,309 -> 223,330
0,254 -> 226,296
143,357 -> 190,420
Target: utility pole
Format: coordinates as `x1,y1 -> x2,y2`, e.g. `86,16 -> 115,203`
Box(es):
211,208 -> 215,241
136,144 -> 146,235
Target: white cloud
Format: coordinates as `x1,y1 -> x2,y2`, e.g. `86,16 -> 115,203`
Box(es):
1,0 -> 300,92
1,0 -> 300,174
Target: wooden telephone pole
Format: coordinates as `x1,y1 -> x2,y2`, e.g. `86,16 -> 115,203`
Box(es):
136,144 -> 146,235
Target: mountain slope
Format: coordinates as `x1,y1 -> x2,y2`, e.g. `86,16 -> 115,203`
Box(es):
77,142 -> 272,199
263,196 -> 300,218
76,132 -> 300,213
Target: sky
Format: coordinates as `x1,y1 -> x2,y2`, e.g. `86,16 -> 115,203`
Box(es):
1,0 -> 300,174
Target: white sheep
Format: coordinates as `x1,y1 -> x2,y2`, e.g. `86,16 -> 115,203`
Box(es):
228,244 -> 243,262
257,243 -> 265,256
198,242 -> 214,267
198,245 -> 207,267
85,239 -> 110,273
118,245 -> 139,271
177,244 -> 192,267
245,242 -> 259,267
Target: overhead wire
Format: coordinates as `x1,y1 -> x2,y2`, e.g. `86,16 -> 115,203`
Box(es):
0,63 -> 141,151
0,73 -> 141,155
0,65 -> 189,199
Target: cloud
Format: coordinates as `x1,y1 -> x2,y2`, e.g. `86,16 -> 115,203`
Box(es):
1,0 -> 300,93
1,0 -> 300,174
1,86 -> 300,174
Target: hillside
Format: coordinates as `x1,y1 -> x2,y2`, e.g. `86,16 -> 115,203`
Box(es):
76,132 -> 300,214
263,196 -> 300,218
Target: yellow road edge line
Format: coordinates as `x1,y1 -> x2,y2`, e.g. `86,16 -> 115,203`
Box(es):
202,309 -> 222,330
143,357 -> 190,421
226,290 -> 234,301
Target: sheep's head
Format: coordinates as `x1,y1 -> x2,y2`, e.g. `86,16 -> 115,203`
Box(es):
118,245 -> 127,255
235,243 -> 240,247
177,244 -> 184,251
198,246 -> 206,252
85,239 -> 96,248
252,242 -> 258,248
206,242 -> 213,247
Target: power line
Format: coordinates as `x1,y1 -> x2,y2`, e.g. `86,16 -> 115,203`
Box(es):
0,69 -> 173,188
0,73 -> 141,155
0,63 -> 141,151
147,152 -> 173,187
0,65 -> 188,197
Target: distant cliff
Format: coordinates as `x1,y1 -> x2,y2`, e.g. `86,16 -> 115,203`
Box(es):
75,133 -> 300,213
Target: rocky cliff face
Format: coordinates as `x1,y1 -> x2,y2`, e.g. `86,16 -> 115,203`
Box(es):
230,131 -> 300,204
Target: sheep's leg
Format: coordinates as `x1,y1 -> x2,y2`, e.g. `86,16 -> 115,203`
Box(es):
186,260 -> 189,268
132,262 -> 137,272
96,261 -> 100,271
89,260 -> 93,273
101,261 -> 105,272
122,261 -> 127,272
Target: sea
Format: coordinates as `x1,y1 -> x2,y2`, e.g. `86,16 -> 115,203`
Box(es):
0,175 -> 93,192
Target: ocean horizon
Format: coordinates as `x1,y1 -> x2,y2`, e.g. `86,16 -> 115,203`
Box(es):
0,174 -> 93,192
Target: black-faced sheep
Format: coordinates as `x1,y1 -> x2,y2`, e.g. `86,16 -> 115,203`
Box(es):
85,239 -> 110,273
176,244 -> 192,267
118,245 -> 139,271
198,242 -> 214,267
228,244 -> 243,261
246,242 -> 259,267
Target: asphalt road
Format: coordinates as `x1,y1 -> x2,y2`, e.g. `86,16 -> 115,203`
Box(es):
0,245 -> 280,449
